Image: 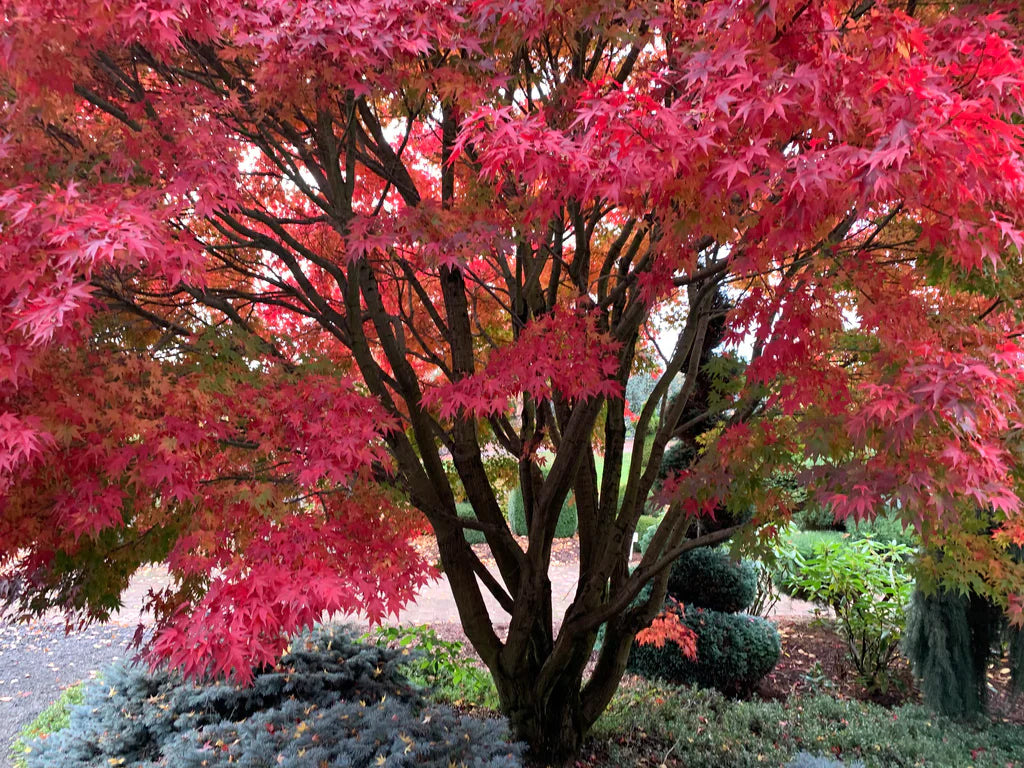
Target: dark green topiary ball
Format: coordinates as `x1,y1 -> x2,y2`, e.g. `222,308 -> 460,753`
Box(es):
667,547 -> 757,613
626,607 -> 781,696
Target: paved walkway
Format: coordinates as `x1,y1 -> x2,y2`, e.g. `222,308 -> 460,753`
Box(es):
0,561 -> 817,767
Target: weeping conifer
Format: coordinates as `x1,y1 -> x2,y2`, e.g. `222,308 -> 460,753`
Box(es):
904,589 -> 985,716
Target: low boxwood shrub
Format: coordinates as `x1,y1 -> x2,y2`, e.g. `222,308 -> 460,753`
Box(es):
656,440 -> 696,487
627,607 -> 781,696
25,626 -> 523,768
457,502 -> 487,545
506,486 -> 577,538
363,624 -> 499,710
667,547 -> 757,613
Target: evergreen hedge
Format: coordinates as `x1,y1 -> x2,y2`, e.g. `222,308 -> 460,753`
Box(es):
457,501 -> 488,545
506,486 -> 577,538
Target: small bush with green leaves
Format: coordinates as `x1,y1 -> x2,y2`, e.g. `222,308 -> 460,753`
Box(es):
457,501 -> 488,545
666,547 -> 757,613
364,624 -> 499,709
789,538 -> 914,693
627,607 -> 781,696
25,625 -> 522,768
506,485 -> 577,538
594,679 -> 1024,768
771,529 -> 846,598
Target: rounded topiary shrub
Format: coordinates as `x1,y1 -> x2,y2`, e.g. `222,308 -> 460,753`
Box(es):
656,441 -> 696,487
456,502 -> 487,545
666,547 -> 757,613
627,608 -> 781,696
506,486 -> 577,538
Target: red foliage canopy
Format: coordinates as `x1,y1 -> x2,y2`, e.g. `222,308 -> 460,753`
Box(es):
1,0 -> 1024,700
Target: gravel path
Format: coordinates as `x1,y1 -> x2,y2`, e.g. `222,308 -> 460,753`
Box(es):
0,618 -> 141,768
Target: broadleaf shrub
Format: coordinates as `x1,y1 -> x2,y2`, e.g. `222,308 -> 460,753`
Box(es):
627,606 -> 781,696
506,486 -> 577,538
26,626 -> 523,768
666,547 -> 757,614
771,529 -> 846,599
790,538 -> 914,693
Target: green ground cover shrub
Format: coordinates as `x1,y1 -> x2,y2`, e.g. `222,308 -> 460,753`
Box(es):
23,626 -> 522,768
593,679 -> 1024,768
9,684 -> 85,768
787,753 -> 865,768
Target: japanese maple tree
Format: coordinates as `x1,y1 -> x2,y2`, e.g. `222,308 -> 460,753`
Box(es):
3,0 -> 1024,760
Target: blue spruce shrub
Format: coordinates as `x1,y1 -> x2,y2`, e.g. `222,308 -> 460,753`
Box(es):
27,625 -> 523,768
626,607 -> 781,696
667,547 -> 757,613
506,486 -> 577,538
786,753 -> 865,768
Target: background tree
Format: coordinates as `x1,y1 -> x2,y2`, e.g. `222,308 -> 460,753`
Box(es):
3,0 -> 1024,761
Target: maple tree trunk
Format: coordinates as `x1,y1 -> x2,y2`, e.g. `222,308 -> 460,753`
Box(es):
489,631 -> 592,765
